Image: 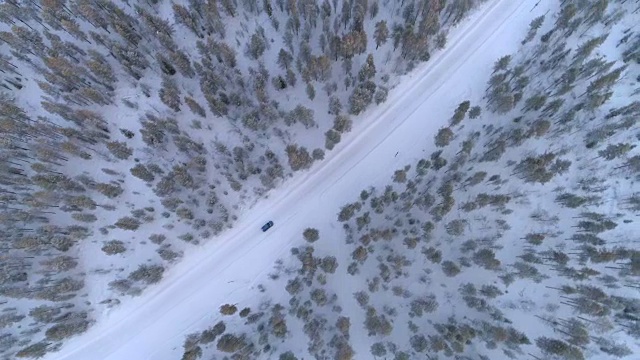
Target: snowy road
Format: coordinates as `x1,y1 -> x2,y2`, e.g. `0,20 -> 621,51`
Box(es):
45,1 -> 548,359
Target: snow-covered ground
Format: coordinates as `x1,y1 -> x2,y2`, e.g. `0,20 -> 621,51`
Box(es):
41,1 -> 556,359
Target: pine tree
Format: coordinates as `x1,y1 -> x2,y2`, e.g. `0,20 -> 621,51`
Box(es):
169,50 -> 195,78
220,0 -> 237,17
129,264 -> 165,284
115,216 -> 141,231
357,54 -> 376,82
285,144 -> 313,170
159,76 -> 182,112
85,50 -> 116,89
450,100 -> 471,126
598,143 -> 635,160
333,114 -> 352,133
556,4 -> 578,30
522,15 -> 545,44
435,31 -> 447,49
374,86 -> 388,105
184,97 -> 206,117
468,106 -> 481,119
434,127 -> 454,147
573,34 -> 608,62
492,55 -> 511,73
349,81 -> 376,115
371,342 -> 387,356
584,65 -> 627,97
130,164 -> 155,182
523,94 -> 547,112
329,96 -> 342,115
247,32 -> 267,59
374,20 -> 389,49
173,3 -> 201,37
106,141 -> 133,160
16,342 -> 50,358
325,129 -> 341,150
616,155 -> 640,174
536,337 -> 584,360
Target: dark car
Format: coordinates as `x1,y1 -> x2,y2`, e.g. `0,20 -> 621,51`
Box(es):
261,221 -> 274,232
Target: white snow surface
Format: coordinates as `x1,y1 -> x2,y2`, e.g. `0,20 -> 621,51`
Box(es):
44,1 -> 552,359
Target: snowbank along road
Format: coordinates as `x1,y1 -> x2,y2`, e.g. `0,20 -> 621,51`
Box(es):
44,0 -> 549,359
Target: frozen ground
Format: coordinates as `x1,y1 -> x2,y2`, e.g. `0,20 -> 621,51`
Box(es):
42,0 -> 559,359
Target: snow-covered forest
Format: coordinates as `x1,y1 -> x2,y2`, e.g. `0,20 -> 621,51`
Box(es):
0,0 -> 494,358
173,1 -> 640,360
1,0 -> 639,359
